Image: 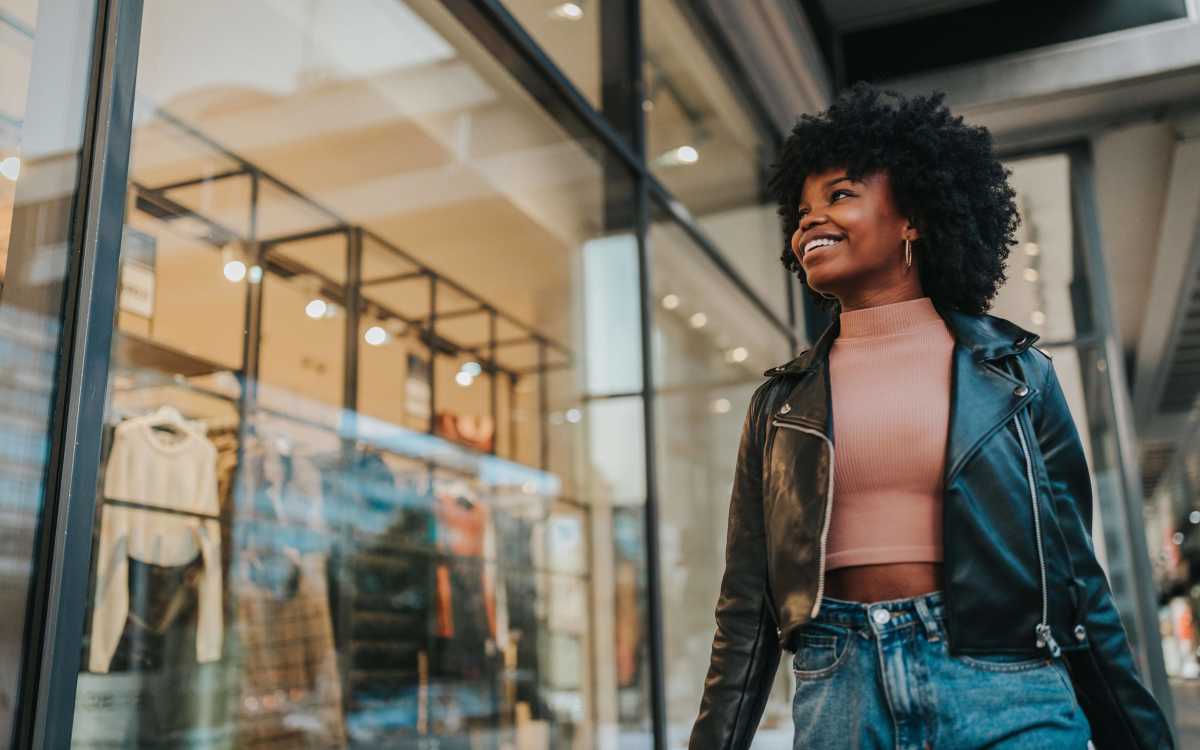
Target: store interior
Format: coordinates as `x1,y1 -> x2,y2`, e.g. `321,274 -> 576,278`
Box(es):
65,1 -> 612,747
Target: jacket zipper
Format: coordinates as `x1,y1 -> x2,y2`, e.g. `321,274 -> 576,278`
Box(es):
770,418 -> 835,619
1012,408 -> 1062,658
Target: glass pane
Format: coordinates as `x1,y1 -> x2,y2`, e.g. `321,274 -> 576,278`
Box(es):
993,153 -> 1081,341
70,1 -> 642,748
649,200 -> 792,748
503,0 -> 600,109
0,0 -> 97,738
642,0 -> 790,326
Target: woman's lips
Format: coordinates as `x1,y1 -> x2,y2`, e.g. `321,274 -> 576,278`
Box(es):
803,238 -> 843,262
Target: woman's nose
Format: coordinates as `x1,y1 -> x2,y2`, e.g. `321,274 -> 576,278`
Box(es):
800,214 -> 827,232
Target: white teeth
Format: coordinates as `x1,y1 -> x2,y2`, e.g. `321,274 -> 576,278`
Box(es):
804,237 -> 841,254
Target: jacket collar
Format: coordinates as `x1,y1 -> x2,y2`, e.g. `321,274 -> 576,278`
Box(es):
762,299 -> 1043,485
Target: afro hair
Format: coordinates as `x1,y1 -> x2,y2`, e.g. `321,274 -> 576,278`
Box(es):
767,81 -> 1020,315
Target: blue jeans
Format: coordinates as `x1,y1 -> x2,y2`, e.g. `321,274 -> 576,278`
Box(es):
790,589 -> 1094,749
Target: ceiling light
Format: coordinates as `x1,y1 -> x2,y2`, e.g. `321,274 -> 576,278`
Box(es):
1030,310 -> 1046,325
689,312 -> 707,329
661,294 -> 680,310
364,326 -> 388,346
728,347 -> 748,363
550,2 -> 583,20
223,260 -> 247,283
305,299 -> 328,319
455,371 -> 474,387
652,145 -> 701,169
462,361 -> 482,377
248,265 -> 263,284
1023,268 -> 1039,282
1190,510 -> 1200,524
711,398 -> 731,414
565,408 -> 582,423
1024,242 -> 1040,256
0,156 -> 20,181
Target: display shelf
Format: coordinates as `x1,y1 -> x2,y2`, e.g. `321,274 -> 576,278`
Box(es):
113,331 -> 235,379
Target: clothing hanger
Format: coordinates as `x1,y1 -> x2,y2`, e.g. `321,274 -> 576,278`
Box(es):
139,404 -> 192,436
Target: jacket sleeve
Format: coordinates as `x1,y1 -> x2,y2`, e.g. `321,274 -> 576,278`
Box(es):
1036,356 -> 1175,749
689,380 -> 782,750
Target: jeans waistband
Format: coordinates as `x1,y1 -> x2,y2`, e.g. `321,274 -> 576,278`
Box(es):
810,589 -> 946,638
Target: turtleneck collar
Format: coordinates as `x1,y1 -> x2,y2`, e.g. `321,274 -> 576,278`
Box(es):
837,296 -> 942,340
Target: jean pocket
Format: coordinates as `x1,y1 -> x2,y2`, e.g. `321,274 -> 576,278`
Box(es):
791,623 -> 852,680
953,651 -> 1051,673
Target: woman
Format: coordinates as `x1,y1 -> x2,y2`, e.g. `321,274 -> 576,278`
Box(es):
689,83 -> 1174,750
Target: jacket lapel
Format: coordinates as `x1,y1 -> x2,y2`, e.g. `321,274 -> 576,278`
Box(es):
769,313 -> 840,436
764,301 -> 1043,486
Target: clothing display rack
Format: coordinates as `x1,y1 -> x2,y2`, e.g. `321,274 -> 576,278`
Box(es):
103,498 -> 219,522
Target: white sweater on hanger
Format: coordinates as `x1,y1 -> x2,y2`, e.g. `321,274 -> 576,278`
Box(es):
88,418 -> 223,673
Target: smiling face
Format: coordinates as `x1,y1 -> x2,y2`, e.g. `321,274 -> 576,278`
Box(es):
789,167 -> 923,310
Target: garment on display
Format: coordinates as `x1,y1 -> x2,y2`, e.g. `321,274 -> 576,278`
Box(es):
90,411 -> 224,673
79,405 -> 233,748
233,552 -> 347,748
434,411 -> 496,453
233,431 -> 346,748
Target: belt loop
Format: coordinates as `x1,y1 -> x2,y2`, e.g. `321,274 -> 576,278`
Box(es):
913,596 -> 940,641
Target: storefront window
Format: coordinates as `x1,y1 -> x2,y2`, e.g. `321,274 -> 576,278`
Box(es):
68,1 -> 641,747
641,0 -> 788,326
0,0 -> 97,739
649,200 -> 793,747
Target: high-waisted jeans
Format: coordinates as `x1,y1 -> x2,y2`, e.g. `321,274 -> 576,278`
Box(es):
789,589 -> 1094,749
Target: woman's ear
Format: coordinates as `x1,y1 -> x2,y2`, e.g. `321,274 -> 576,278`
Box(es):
903,221 -> 920,242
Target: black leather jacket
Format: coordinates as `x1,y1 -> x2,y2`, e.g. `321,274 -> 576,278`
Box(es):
689,303 -> 1174,750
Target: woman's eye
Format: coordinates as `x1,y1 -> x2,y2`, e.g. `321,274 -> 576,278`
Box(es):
831,189 -> 851,201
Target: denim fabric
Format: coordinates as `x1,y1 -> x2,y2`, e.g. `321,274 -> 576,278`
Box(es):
790,590 -> 1094,749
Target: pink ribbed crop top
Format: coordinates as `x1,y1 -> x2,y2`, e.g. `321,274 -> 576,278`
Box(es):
824,295 -> 955,571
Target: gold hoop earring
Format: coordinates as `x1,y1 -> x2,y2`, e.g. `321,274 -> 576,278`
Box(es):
904,238 -> 912,269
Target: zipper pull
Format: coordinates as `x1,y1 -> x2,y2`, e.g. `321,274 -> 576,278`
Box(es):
1035,623 -> 1062,658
